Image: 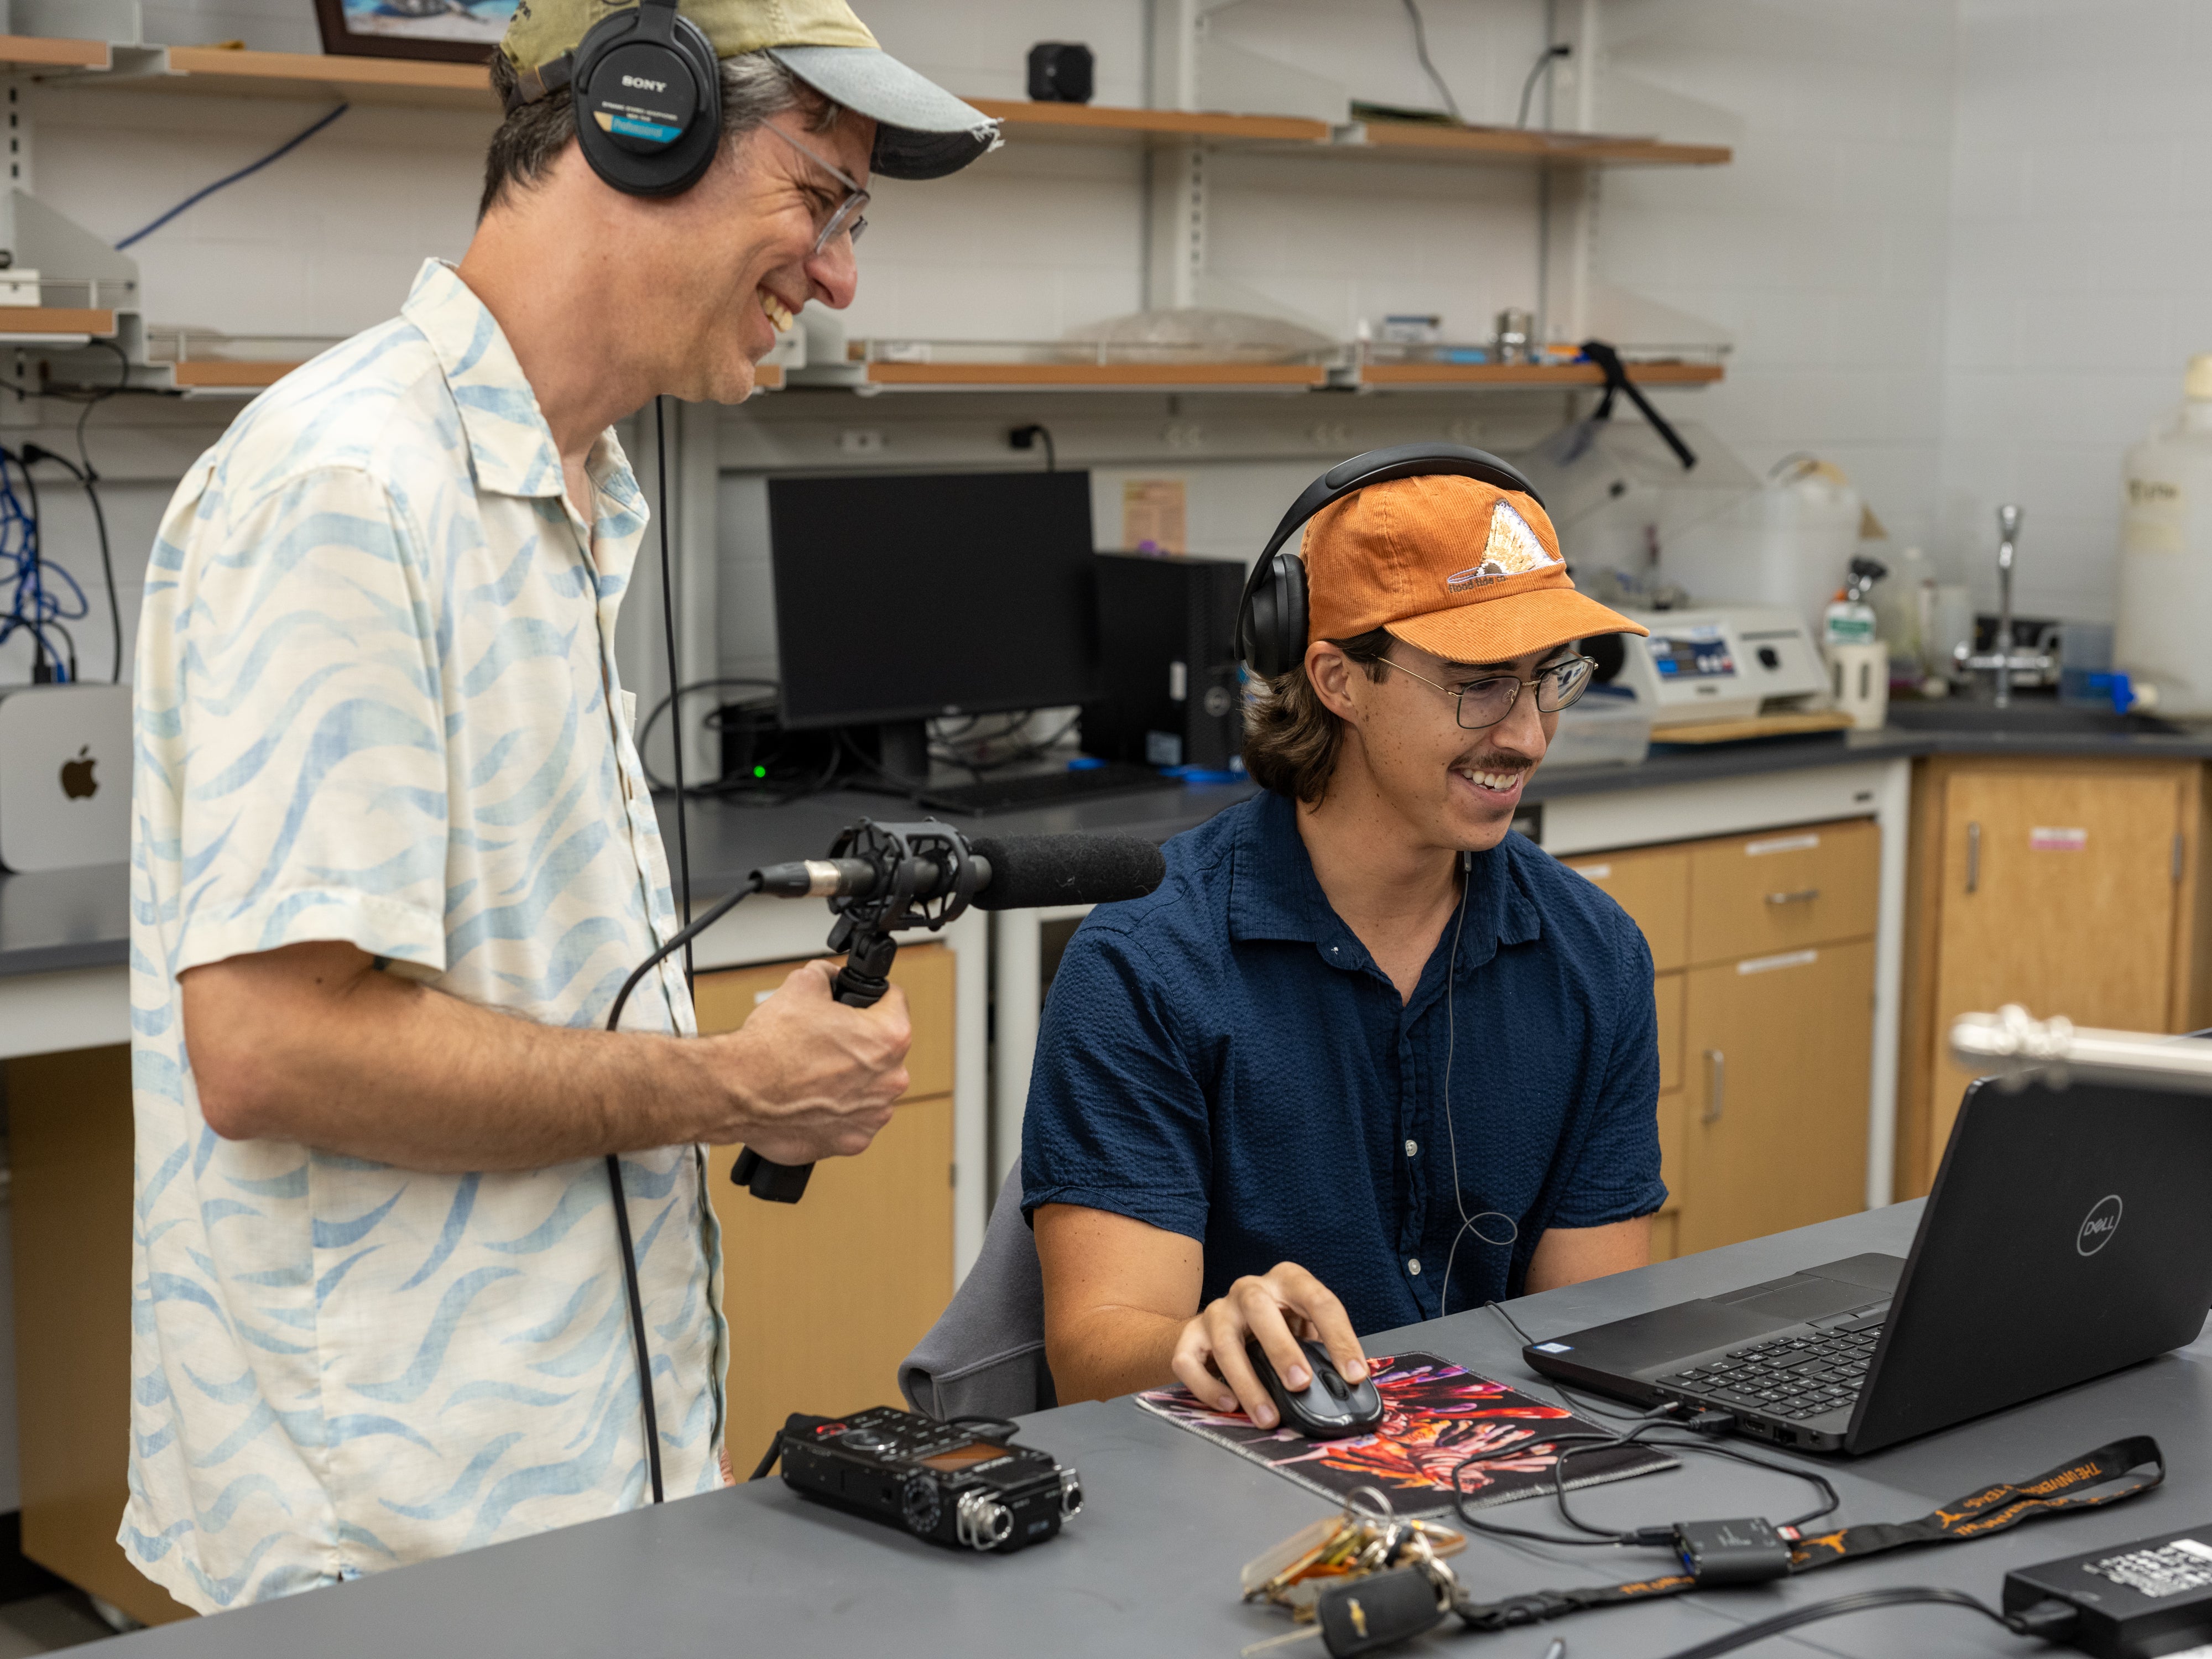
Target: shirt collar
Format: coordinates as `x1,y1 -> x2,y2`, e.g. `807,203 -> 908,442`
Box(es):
1228,789 -> 1543,972
401,258 -> 569,501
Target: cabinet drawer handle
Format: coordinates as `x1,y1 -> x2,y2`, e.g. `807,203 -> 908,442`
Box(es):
1966,821 -> 1980,894
1703,1048 -> 1725,1124
1765,887 -> 1820,906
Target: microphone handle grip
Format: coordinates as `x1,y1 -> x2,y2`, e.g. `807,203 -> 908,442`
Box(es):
732,1147 -> 811,1203
732,935 -> 896,1204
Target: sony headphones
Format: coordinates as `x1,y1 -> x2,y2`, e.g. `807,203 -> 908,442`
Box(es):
1234,442 -> 1547,679
564,0 -> 724,198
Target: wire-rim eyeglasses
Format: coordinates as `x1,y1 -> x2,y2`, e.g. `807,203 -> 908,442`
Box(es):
761,121 -> 870,255
1383,651 -> 1598,731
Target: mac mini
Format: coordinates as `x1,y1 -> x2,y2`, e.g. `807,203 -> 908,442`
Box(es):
0,684 -> 130,872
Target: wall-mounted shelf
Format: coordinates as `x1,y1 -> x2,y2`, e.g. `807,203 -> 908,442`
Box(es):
154,45 -> 492,108
850,361 -> 1328,390
780,357 -> 1719,395
22,44 -> 1730,167
0,35 -> 108,70
1351,120 -> 1729,168
0,306 -> 115,341
168,358 -> 290,389
152,356 -> 781,400
963,99 -> 1331,146
1354,360 -> 1725,388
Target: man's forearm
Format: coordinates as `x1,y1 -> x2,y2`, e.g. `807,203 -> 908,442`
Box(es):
1046,1304 -> 1188,1404
186,948 -> 731,1170
183,940 -> 911,1173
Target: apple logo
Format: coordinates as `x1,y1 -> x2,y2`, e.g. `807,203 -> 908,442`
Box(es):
60,745 -> 96,801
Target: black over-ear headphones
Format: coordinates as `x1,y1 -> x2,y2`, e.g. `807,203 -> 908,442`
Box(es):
569,0 -> 724,198
1235,443 -> 1547,679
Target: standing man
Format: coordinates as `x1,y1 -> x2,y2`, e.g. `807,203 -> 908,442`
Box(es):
126,0 -> 999,1610
1025,472 -> 1666,1425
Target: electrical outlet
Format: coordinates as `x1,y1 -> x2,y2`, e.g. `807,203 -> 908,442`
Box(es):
838,429 -> 886,455
1164,422 -> 1205,451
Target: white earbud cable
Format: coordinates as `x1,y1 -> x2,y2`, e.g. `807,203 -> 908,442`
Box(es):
1438,848 -> 1517,1317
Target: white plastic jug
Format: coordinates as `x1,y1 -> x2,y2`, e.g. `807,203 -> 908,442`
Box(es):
2115,354 -> 2212,714
1661,456 -> 1864,633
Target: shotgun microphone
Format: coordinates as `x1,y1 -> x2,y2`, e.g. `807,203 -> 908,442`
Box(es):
752,831 -> 1166,911
730,822 -> 1165,1203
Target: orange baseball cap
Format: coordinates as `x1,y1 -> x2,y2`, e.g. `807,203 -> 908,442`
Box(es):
1303,473 -> 1647,663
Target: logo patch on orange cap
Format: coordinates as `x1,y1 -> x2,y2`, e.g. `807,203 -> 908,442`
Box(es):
1443,500 -> 1559,593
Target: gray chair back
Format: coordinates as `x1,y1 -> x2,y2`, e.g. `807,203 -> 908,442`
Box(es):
899,1159 -> 1057,1420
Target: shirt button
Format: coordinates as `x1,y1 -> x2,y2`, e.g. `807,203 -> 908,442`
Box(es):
1405,1139 -> 1419,1157
1407,1258 -> 1422,1276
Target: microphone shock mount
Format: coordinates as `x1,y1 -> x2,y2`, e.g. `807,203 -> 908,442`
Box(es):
732,820 -> 983,1203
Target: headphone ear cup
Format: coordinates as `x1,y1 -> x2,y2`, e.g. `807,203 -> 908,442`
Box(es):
571,10 -> 723,198
1244,552 -> 1310,679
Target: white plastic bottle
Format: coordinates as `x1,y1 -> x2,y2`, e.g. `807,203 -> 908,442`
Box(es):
2115,354 -> 2212,714
1663,455 -> 1863,630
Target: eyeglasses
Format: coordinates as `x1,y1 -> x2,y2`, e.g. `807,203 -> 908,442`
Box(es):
1383,653 -> 1598,731
761,122 -> 870,255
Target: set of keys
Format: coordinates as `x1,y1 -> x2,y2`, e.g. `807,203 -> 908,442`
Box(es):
1238,1489 -> 1468,1656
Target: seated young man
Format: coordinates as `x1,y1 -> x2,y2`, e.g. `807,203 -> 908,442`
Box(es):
1022,471 -> 1662,1427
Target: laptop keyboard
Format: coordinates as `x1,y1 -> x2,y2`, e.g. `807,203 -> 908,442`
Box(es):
1658,1316 -> 1885,1422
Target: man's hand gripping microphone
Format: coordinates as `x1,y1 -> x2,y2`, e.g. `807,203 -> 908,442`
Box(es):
733,821 -> 981,1202
733,818 -> 1170,1202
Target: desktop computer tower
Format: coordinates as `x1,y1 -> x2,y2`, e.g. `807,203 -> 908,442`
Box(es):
1083,552 -> 1246,771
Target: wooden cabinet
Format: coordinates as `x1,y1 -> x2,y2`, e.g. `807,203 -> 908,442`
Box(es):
693,943 -> 958,1462
1686,820 -> 1879,966
1678,941 -> 1872,1254
1568,846 -> 1691,1254
1568,816 -> 1876,1260
9,1047 -> 195,1627
1899,758 -> 2211,1195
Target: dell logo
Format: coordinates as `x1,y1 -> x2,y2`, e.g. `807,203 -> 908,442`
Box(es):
620,75 -> 667,91
2077,1194 -> 2124,1256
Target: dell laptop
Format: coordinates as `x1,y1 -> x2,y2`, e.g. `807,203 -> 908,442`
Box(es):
1524,1072 -> 2212,1455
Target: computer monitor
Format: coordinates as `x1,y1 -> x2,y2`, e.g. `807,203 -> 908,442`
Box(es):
768,472 -> 1103,753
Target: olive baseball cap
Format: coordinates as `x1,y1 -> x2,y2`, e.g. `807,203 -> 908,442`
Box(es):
502,0 -> 1002,180
1305,474 -> 1647,664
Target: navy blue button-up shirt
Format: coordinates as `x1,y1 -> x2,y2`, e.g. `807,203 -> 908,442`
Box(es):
1021,789 -> 1665,1334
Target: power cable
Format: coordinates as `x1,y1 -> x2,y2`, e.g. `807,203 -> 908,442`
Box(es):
115,103 -> 351,251
23,338 -> 128,680
1009,422 -> 1057,471
1399,0 -> 1463,123
1517,43 -> 1573,129
0,444 -> 85,680
652,397 -> 695,988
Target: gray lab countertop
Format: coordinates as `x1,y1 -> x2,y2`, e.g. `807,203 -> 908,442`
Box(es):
90,1198 -> 2212,1658
16,712 -> 2212,980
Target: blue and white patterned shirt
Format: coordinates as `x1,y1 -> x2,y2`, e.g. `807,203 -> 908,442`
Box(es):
125,259 -> 725,1611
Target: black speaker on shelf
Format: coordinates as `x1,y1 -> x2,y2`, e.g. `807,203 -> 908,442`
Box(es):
1082,552 -> 1246,772
1026,41 -> 1094,104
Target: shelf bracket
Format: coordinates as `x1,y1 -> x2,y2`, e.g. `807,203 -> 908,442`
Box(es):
1144,142 -> 1205,312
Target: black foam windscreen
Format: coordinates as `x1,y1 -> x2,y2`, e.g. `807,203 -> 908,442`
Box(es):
969,833 -> 1165,911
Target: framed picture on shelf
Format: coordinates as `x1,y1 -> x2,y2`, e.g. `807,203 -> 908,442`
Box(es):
313,0 -> 517,62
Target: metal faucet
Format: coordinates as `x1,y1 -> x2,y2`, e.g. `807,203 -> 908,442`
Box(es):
1951,503 -> 2052,700
1994,504 -> 2020,708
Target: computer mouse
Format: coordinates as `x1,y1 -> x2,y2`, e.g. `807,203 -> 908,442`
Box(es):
1244,1337 -> 1385,1439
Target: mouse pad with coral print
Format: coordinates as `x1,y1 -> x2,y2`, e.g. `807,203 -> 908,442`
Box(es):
1133,1352 -> 1676,1518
